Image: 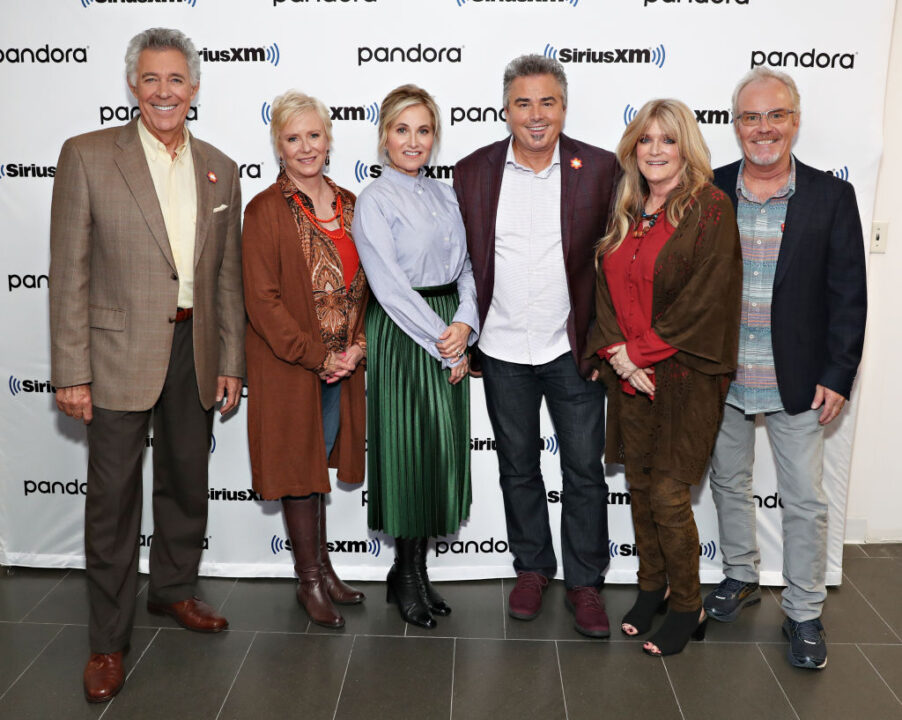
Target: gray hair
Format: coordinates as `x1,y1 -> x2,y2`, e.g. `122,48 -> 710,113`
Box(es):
731,67 -> 801,117
502,54 -> 568,109
125,28 -> 200,87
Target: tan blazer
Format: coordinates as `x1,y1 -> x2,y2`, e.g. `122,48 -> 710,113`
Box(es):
49,118 -> 246,411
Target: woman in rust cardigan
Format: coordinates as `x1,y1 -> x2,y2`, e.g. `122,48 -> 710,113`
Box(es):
243,91 -> 368,628
587,99 -> 741,656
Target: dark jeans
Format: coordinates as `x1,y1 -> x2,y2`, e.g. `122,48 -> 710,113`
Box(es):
481,351 -> 608,588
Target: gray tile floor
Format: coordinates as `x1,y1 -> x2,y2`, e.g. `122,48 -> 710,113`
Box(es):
2,544 -> 902,720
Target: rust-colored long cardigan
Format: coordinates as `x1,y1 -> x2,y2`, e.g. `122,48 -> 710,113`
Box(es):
586,184 -> 742,484
242,182 -> 367,499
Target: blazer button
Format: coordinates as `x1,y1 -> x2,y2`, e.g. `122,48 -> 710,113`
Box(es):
169,316 -> 176,323
171,273 -> 178,281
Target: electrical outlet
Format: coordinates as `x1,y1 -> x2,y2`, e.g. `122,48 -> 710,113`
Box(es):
871,222 -> 888,254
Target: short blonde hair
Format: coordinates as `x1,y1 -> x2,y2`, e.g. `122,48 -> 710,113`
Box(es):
599,99 -> 713,256
377,84 -> 441,162
269,90 -> 333,154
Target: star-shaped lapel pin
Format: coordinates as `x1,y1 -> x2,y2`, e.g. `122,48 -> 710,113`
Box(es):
570,157 -> 583,170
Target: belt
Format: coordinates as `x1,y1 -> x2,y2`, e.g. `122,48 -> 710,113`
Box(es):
172,307 -> 193,323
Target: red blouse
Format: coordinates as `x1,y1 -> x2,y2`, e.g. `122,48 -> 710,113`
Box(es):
600,218 -> 678,395
332,228 -> 360,291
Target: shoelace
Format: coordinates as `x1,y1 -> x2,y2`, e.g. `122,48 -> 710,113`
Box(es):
715,577 -> 745,598
570,587 -> 603,609
516,573 -> 547,592
792,620 -> 823,646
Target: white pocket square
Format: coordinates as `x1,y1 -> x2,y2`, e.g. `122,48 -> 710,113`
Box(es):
213,204 -> 229,213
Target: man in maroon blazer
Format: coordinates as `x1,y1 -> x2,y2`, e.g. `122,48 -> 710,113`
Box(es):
453,54 -> 619,638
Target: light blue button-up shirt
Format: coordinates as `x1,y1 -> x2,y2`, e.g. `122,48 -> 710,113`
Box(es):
352,165 -> 479,368
726,157 -> 796,414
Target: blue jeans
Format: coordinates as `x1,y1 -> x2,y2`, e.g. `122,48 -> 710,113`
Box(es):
321,380 -> 341,458
481,351 -> 608,588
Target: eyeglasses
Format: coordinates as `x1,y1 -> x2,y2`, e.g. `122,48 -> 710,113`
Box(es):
735,108 -> 796,127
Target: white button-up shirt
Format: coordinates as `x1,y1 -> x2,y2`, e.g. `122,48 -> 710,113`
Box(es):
478,139 -> 571,365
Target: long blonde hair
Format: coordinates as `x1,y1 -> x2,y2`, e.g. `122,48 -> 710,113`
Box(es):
598,99 -> 712,257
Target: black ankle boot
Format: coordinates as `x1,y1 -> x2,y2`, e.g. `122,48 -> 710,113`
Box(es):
386,538 -> 436,629
621,586 -> 668,636
414,538 -> 451,616
643,608 -> 707,656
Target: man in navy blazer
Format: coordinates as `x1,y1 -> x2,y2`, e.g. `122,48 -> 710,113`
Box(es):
453,54 -> 619,638
703,68 -> 867,670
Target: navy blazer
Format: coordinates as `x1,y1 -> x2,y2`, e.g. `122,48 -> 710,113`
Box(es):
453,134 -> 619,377
714,157 -> 867,415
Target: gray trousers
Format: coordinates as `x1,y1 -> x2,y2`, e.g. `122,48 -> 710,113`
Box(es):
85,319 -> 214,653
708,403 -> 827,622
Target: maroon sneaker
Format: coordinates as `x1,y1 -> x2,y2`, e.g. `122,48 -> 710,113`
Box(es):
565,586 -> 610,638
508,572 -> 549,620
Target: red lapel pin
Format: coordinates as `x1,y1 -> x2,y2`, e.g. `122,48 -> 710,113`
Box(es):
570,157 -> 583,170
207,171 -> 217,183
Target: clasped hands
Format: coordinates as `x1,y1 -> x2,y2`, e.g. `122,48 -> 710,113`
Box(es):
607,343 -> 655,395
437,321 -> 472,385
319,343 -> 365,384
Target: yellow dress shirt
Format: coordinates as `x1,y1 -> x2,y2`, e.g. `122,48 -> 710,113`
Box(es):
137,119 -> 197,309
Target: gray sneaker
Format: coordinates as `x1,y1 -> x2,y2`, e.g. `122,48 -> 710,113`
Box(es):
703,577 -> 761,622
783,618 -> 828,669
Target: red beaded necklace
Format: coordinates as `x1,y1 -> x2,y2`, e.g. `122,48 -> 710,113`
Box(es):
293,192 -> 346,241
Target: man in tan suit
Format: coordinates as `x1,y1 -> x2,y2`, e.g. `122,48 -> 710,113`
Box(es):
49,28 -> 245,703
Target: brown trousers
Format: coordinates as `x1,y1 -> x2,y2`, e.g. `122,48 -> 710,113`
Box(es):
627,468 -> 701,612
85,319 -> 214,653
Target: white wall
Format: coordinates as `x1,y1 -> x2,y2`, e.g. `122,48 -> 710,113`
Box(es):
847,0 -> 902,542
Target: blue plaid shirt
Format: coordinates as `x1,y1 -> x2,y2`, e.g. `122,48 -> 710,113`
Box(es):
726,157 -> 796,414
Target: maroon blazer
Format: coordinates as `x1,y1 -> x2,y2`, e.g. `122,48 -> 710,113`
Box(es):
453,133 -> 619,376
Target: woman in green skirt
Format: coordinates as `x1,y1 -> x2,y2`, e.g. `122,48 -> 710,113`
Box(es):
351,85 -> 478,629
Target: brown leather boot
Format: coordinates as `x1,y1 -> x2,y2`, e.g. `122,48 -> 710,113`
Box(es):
282,496 -> 344,628
319,494 -> 365,605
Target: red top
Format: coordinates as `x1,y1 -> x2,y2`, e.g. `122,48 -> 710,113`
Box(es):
332,228 -> 360,291
600,218 -> 678,395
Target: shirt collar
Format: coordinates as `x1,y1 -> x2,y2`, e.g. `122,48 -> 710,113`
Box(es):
736,154 -> 796,203
137,118 -> 191,160
505,137 -> 560,178
381,163 -> 426,192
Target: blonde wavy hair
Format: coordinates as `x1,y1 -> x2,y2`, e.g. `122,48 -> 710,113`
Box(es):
598,99 -> 712,257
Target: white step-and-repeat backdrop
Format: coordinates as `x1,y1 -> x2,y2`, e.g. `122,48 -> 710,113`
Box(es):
0,0 -> 893,584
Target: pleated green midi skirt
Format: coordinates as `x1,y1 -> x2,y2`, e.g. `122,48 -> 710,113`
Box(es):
365,283 -> 471,538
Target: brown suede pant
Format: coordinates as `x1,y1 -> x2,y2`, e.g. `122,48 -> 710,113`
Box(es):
627,468 -> 701,612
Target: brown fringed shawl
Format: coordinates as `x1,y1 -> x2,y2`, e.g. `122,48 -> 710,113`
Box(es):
587,184 -> 742,484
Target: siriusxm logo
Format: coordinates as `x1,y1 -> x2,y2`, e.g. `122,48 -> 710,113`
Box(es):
644,0 -> 747,5
455,0 -> 576,5
208,487 -> 271,501
751,48 -> 855,70
609,540 -> 717,558
199,44 -> 280,65
1,163 -> 56,179
623,104 -> 731,125
468,435 -> 558,454
270,535 -> 381,555
9,274 -> 49,292
829,166 -> 849,181
547,489 -> 631,504
9,376 -> 56,396
100,105 -> 198,126
435,537 -> 509,556
24,479 -> 86,496
357,44 -> 462,66
544,43 -> 665,67
450,106 -> 506,125
353,162 -> 455,183
331,103 -> 379,125
0,45 -> 87,64
82,0 -> 196,6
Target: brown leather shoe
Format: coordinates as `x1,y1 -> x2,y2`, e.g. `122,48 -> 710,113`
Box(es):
83,651 -> 124,703
146,597 -> 229,632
